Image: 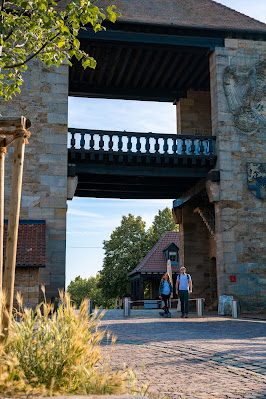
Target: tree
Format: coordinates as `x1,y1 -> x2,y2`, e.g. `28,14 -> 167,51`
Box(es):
98,214 -> 147,300
0,0 -> 120,100
98,208 -> 178,303
147,207 -> 179,249
67,274 -> 112,308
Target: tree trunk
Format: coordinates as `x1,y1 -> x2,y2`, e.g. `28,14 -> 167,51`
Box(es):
2,136 -> 25,338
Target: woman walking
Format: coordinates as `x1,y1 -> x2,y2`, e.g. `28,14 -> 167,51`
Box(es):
159,272 -> 173,318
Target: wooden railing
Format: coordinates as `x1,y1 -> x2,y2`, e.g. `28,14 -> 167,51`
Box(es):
68,128 -> 215,158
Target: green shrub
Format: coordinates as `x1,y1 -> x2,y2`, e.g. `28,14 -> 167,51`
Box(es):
0,290 -> 128,396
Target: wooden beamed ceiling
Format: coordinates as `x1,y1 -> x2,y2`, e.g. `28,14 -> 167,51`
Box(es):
69,39 -> 211,102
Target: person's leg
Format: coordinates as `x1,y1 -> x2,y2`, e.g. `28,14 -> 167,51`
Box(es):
161,294 -> 168,313
166,294 -> 170,314
179,291 -> 185,316
163,294 -> 170,313
184,291 -> 189,316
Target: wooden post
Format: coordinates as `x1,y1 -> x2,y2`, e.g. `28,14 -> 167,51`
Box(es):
0,147 -> 6,291
2,134 -> 26,336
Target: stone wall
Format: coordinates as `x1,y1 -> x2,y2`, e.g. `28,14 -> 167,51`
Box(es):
1,60 -> 69,301
14,267 -> 39,308
176,89 -> 212,135
209,39 -> 266,312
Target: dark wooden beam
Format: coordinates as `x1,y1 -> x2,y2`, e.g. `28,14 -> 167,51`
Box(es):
68,86 -> 187,102
178,55 -> 204,88
114,47 -> 133,86
106,47 -> 122,87
77,29 -> 224,49
160,53 -> 184,88
151,50 -> 172,89
186,56 -> 209,88
133,49 -> 154,88
74,162 -> 212,178
141,49 -> 166,88
169,53 -> 194,87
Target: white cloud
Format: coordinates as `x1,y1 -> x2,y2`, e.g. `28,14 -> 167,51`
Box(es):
67,208 -> 104,218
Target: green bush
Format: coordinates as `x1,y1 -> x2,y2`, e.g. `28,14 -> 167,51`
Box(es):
0,290 -> 128,396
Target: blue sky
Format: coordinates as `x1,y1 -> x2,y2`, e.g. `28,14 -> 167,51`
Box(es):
66,0 -> 266,287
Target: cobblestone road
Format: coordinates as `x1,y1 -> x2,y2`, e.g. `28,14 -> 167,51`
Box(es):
99,310 -> 266,399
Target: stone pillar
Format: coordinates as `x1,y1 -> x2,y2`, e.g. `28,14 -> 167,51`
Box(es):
210,39 -> 266,312
178,203 -> 213,303
176,89 -> 212,135
1,60 -> 69,302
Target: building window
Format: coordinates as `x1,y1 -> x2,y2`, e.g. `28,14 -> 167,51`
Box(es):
169,251 -> 177,262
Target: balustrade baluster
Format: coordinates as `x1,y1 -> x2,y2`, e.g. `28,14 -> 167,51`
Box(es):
80,132 -> 85,159
155,137 -> 160,153
190,138 -> 195,154
163,137 -> 168,154
89,134 -> 94,150
98,134 -> 104,161
99,134 -> 104,151
145,135 -> 150,153
172,138 -> 177,154
80,132 -> 85,150
181,138 -> 187,154
136,136 -> 141,153
199,139 -> 204,155
208,138 -> 213,155
108,134 -> 114,152
118,134 -> 123,152
127,135 -> 132,152
70,132 -> 76,149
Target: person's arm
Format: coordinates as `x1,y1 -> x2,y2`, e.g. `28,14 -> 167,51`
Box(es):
189,277 -> 192,294
176,277 -> 179,295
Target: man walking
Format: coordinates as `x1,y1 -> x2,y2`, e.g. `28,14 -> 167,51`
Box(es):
176,266 -> 192,318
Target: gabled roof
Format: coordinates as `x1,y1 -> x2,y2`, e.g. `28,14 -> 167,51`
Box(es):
4,220 -> 46,267
96,0 -> 266,33
129,231 -> 179,275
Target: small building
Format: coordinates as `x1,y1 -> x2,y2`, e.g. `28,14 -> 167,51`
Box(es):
129,231 -> 180,300
3,220 -> 46,308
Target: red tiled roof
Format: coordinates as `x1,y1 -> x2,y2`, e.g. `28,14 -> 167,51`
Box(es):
96,0 -> 266,33
129,231 -> 179,275
4,221 -> 46,267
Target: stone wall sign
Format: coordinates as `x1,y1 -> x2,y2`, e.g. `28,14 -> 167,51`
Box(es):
247,162 -> 266,199
223,60 -> 266,133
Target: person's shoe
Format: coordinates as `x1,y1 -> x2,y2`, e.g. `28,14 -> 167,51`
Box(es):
181,313 -> 185,318
167,313 -> 171,318
185,314 -> 188,318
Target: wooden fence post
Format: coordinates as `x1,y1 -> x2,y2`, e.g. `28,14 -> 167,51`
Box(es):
2,130 -> 29,337
0,147 -> 6,292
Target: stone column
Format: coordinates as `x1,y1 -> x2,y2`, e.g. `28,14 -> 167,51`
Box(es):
209,39 -> 266,312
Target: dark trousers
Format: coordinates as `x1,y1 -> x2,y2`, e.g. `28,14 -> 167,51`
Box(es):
161,294 -> 170,314
179,290 -> 189,314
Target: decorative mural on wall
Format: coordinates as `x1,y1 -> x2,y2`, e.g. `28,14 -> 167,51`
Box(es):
223,60 -> 266,133
247,162 -> 266,199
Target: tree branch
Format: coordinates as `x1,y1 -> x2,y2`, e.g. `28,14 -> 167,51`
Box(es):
3,31 -> 61,69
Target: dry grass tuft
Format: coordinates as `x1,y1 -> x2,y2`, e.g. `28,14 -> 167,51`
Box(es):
0,289 -> 130,397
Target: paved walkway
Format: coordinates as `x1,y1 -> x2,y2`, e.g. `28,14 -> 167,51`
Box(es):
99,310 -> 266,399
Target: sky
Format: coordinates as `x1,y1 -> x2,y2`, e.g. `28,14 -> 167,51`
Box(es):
66,0 -> 266,287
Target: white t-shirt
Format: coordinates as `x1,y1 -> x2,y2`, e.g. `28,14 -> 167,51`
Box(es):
177,274 -> 191,291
